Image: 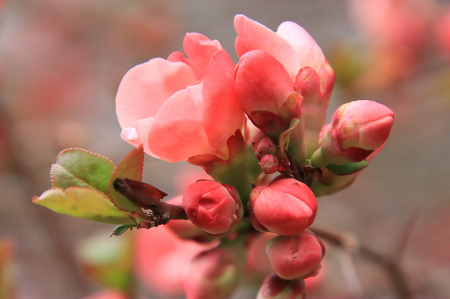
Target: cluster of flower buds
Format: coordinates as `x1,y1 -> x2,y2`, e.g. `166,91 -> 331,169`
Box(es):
34,13 -> 395,299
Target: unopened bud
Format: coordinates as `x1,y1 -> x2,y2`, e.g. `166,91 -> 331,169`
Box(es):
183,248 -> 240,299
250,179 -> 317,236
254,138 -> 278,160
266,230 -> 325,280
182,180 -> 243,236
311,100 -> 394,168
257,274 -> 306,299
259,155 -> 282,174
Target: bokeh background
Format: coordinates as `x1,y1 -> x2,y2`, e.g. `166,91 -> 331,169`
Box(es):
1,0 -> 450,298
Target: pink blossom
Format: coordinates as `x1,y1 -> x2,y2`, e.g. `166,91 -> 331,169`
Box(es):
182,180 -> 243,236
134,226 -> 213,297
116,33 -> 244,162
311,100 -> 394,167
250,178 -> 317,236
81,290 -> 127,299
266,230 -> 325,280
434,9 -> 450,58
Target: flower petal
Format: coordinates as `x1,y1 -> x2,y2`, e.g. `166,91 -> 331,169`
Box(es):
182,33 -> 222,80
116,58 -> 196,128
202,49 -> 244,149
148,84 -> 227,162
234,14 -> 300,80
235,50 -> 294,116
276,21 -> 326,73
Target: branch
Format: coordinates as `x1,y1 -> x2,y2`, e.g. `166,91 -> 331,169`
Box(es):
310,224 -> 413,299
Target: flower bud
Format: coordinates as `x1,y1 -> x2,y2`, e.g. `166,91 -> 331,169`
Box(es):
250,178 -> 317,236
182,180 -> 243,236
183,248 -> 240,299
253,138 -> 278,160
257,274 -> 306,299
165,195 -> 215,243
259,154 -> 282,175
311,100 -> 394,168
266,230 -> 325,280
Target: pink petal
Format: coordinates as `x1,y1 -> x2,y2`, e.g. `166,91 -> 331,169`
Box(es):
182,33 -> 222,80
202,49 -> 244,149
234,14 -> 300,80
235,50 -> 294,116
148,84 -> 227,162
116,58 -> 196,129
276,21 -> 326,73
132,117 -> 160,159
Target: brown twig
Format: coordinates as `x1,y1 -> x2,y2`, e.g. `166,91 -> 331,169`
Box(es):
310,224 -> 414,299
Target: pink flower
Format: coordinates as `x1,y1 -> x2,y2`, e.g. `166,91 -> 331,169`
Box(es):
134,226 -> 214,297
234,14 -> 334,154
249,178 -> 317,236
116,33 -> 244,162
81,291 -> 127,299
256,274 -> 306,299
311,100 -> 394,168
266,230 -> 325,280
182,180 -> 243,236
183,248 -> 241,299
434,9 -> 450,58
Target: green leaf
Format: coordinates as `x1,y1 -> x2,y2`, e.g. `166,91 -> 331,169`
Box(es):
32,187 -> 136,225
108,145 -> 145,217
110,224 -> 136,237
326,160 -> 369,175
51,148 -> 115,196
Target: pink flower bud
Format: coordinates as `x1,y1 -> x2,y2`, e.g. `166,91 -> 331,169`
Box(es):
266,230 -> 325,280
250,178 -> 317,236
311,100 -> 394,167
257,274 -> 306,299
165,195 -> 215,243
183,180 -> 243,236
254,138 -> 278,160
259,154 -> 282,175
183,248 -> 240,299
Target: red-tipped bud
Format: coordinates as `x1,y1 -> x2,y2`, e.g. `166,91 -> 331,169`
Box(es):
254,138 -> 278,160
311,100 -> 394,167
183,248 -> 240,299
259,154 -> 282,174
249,178 -> 317,236
257,274 -> 306,299
182,180 -> 243,236
266,230 -> 325,280
165,196 -> 215,243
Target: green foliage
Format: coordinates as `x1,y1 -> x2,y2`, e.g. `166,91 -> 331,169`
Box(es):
326,160 -> 369,175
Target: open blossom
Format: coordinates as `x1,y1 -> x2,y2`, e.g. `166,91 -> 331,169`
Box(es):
266,230 -> 325,280
250,178 -> 317,236
234,14 -> 334,155
311,100 -> 394,168
116,33 -> 244,162
183,180 -> 243,236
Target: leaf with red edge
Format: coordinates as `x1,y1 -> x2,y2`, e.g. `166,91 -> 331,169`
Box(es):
51,148 -> 115,196
108,145 -> 145,217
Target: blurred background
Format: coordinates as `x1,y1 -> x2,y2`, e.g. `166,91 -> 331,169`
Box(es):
0,0 -> 450,298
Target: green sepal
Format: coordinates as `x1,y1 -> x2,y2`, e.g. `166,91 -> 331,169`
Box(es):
32,187 -> 136,225
110,224 -> 136,237
108,145 -> 146,218
326,160 -> 369,175
51,148 -> 115,196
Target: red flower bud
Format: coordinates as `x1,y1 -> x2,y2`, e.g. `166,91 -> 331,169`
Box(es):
254,138 -> 278,160
257,274 -> 306,299
183,248 -> 240,299
311,100 -> 394,168
266,230 -> 325,280
250,178 -> 317,236
183,180 -> 243,236
259,154 -> 282,174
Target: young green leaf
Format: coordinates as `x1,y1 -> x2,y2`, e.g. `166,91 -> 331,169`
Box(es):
32,187 -> 136,225
51,148 -> 115,195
